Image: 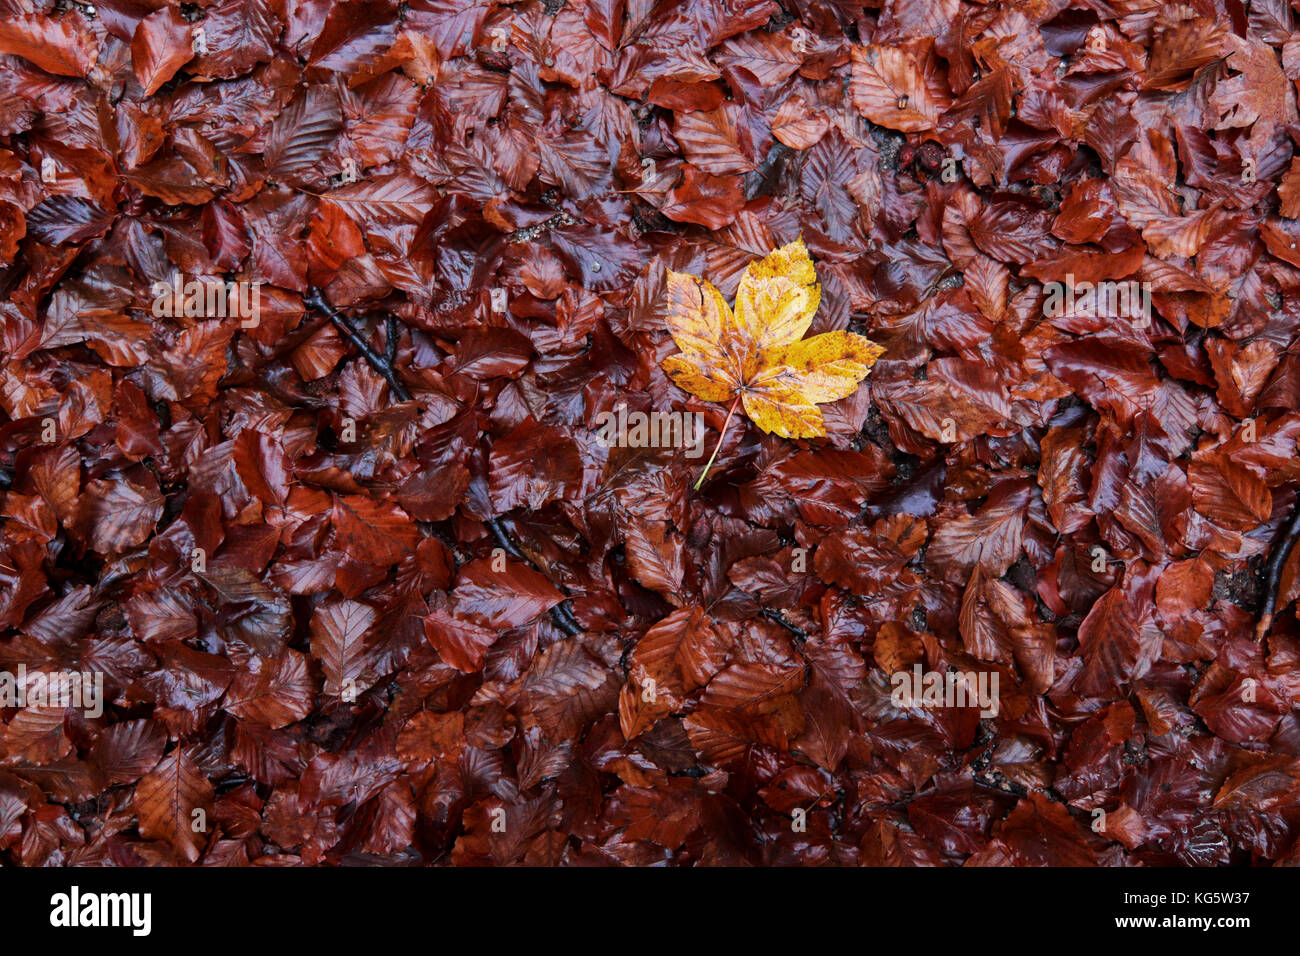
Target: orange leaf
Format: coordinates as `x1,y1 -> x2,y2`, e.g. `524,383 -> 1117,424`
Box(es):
660,238 -> 882,449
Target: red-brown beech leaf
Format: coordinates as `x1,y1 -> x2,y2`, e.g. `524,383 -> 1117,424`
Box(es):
985,793 -> 1098,866
263,85 -> 344,183
308,0 -> 400,73
451,795 -> 563,866
0,200 -> 24,264
1144,18 -> 1226,91
1188,453 -> 1272,531
331,494 -> 419,565
76,474 -> 163,554
489,420 -> 583,512
310,599 -> 377,697
423,608 -> 498,673
450,557 -> 563,629
606,782 -> 705,849
960,566 -> 1055,695
24,196 -> 115,246
0,707 -> 72,766
512,639 -> 620,742
622,520 -> 686,605
0,13 -> 98,77
1155,558 -> 1214,624
660,166 -> 745,229
794,669 -> 853,772
700,660 -> 805,716
1213,755 -> 1300,812
131,8 -> 194,96
188,0 -> 281,79
969,201 -> 1057,264
850,40 -> 952,132
321,172 -> 436,224
88,720 -> 168,787
223,649 -> 314,728
674,104 -> 760,175
1037,425 -> 1092,534
200,566 -> 292,657
135,750 -> 214,862
1073,575 -> 1163,697
396,710 -> 465,765
927,479 -> 1035,584
771,97 -> 830,150
716,32 -> 804,86
125,587 -> 199,644
619,607 -> 724,739
1278,157 -> 1300,218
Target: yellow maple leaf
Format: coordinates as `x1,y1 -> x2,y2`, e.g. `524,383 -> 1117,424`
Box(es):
661,238 -> 884,488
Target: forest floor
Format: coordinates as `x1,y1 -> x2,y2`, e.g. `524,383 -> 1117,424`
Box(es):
1,0 -> 1299,865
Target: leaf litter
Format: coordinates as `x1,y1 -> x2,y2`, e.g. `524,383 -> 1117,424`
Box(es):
0,0 -> 1297,867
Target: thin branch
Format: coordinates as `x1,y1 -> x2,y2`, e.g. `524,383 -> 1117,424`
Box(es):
1257,494 -> 1300,640
759,607 -> 809,639
551,601 -> 584,636
304,287 -> 411,402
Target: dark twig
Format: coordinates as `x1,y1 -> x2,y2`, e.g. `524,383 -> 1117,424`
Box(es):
551,600 -> 584,636
486,516 -> 527,560
386,314 -> 397,365
1257,495 -> 1300,640
304,287 -> 411,402
759,607 -> 809,639
486,517 -> 583,636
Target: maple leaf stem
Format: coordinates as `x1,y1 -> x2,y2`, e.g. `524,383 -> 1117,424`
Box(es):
694,394 -> 741,491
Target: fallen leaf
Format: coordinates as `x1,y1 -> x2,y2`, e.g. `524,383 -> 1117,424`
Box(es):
661,238 -> 883,449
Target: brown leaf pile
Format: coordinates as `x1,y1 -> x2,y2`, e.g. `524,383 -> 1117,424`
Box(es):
2,0 -> 1300,866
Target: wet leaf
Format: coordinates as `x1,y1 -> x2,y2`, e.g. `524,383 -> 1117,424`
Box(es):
662,238 -> 883,440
